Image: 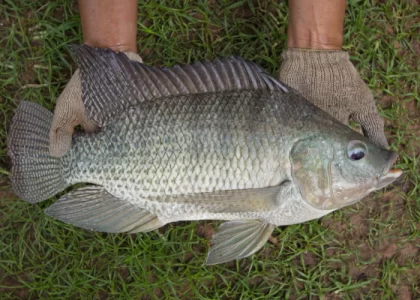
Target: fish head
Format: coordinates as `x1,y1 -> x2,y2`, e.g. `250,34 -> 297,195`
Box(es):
290,133 -> 402,210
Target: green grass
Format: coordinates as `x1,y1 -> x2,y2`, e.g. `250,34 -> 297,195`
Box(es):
1,0 -> 419,299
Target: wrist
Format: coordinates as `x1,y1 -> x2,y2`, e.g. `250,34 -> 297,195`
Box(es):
281,48 -> 350,65
82,38 -> 137,53
79,0 -> 138,53
287,28 -> 343,50
287,0 -> 346,50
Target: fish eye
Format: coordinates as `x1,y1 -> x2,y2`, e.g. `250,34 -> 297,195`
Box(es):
347,140 -> 367,161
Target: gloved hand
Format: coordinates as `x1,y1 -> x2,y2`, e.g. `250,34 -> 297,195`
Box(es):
279,48 -> 389,149
49,51 -> 143,157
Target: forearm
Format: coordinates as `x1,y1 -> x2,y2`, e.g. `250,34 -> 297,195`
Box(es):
287,0 -> 346,50
79,0 -> 138,52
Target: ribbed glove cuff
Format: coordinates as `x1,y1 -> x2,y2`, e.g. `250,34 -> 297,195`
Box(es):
281,48 -> 350,63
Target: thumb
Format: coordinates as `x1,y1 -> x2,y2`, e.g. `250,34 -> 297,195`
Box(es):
49,69 -> 84,158
352,110 -> 389,149
125,51 -> 143,63
49,111 -> 99,158
49,68 -> 101,158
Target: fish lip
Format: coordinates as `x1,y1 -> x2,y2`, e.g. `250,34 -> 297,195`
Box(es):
381,151 -> 399,177
376,151 -> 402,187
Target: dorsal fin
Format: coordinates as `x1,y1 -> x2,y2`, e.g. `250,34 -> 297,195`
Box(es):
71,44 -> 289,125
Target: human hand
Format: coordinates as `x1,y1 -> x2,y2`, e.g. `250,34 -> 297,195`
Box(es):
278,48 -> 389,148
49,69 -> 98,157
49,0 -> 140,157
49,51 -> 143,157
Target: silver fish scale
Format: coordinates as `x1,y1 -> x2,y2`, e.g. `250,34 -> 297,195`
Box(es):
65,90 -> 305,218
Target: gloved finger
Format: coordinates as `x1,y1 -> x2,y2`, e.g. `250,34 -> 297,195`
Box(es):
49,111 -> 80,158
352,110 -> 389,149
81,118 -> 100,133
50,110 -> 99,158
49,69 -> 85,158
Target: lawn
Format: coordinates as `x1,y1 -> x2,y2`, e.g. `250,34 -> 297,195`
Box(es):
0,0 -> 419,299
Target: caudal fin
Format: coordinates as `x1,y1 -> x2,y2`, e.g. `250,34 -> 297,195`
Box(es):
7,101 -> 68,203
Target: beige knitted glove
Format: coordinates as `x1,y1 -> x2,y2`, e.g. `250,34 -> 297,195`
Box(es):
279,49 -> 389,148
49,51 -> 143,157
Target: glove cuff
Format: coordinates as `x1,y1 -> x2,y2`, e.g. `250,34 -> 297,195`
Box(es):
281,48 -> 350,64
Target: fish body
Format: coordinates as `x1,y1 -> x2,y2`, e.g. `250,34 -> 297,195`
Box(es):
8,45 -> 402,264
66,90 -> 333,226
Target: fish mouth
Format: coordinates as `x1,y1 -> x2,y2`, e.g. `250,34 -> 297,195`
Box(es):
376,151 -> 402,189
381,151 -> 399,176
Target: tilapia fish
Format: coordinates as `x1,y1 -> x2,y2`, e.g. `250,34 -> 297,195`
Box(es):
8,45 -> 402,264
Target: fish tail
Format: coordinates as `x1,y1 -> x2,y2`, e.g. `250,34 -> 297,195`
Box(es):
7,101 -> 69,203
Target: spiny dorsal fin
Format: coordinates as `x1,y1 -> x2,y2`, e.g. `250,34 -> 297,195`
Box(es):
71,44 -> 289,126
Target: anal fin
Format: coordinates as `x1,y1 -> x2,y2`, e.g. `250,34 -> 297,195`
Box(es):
45,186 -> 162,233
206,220 -> 275,265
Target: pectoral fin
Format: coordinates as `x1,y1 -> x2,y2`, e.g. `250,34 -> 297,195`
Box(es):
206,220 -> 275,265
150,181 -> 293,214
45,186 -> 162,233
